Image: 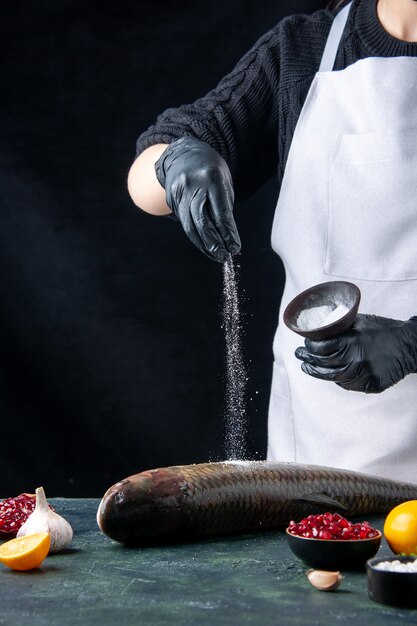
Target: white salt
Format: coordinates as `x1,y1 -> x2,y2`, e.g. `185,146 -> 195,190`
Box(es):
222,255 -> 247,461
374,559 -> 417,573
297,303 -> 350,331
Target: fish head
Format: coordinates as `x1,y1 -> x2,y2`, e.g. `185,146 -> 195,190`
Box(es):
97,467 -> 187,544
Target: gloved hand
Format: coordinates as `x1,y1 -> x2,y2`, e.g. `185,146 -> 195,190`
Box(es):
295,314 -> 417,394
155,136 -> 241,263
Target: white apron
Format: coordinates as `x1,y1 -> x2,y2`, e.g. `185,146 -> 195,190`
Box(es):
268,3 -> 417,483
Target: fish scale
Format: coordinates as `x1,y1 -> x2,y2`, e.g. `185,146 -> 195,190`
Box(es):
97,461 -> 417,545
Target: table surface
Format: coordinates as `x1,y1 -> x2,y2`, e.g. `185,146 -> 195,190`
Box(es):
1,499 -> 416,626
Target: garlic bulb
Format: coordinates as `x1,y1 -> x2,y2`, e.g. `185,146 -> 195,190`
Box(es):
306,569 -> 343,591
16,487 -> 73,553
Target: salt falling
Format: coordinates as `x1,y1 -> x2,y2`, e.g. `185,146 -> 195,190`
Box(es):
222,254 -> 248,461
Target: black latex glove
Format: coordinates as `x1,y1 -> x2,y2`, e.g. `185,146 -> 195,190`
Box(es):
155,136 -> 241,263
295,314 -> 417,394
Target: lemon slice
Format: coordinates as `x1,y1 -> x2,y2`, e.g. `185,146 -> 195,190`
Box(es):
0,532 -> 50,570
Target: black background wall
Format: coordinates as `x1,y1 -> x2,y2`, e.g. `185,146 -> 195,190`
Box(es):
1,0 -> 326,497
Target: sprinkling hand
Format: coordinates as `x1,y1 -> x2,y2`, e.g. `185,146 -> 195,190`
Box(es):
155,137 -> 241,263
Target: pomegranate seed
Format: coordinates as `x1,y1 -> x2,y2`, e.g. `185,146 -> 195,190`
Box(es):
319,529 -> 333,539
287,512 -> 379,541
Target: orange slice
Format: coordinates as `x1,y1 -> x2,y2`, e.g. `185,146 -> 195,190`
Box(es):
0,532 -> 50,570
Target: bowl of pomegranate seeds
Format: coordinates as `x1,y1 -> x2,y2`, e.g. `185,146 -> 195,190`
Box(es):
286,512 -> 382,569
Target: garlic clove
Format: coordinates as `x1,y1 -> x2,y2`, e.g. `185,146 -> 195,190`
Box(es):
16,487 -> 73,553
306,569 -> 343,591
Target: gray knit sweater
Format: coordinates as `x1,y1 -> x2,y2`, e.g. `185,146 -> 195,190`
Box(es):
136,0 -> 417,199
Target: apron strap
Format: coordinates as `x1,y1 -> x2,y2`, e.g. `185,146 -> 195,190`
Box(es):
319,2 -> 352,73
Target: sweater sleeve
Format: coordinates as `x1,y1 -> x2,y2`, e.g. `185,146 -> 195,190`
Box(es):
135,25 -> 283,200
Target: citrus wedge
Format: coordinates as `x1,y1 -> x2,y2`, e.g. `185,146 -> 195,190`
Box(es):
0,532 -> 50,570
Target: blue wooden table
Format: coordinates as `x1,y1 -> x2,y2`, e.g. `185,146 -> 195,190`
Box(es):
1,499 -> 416,625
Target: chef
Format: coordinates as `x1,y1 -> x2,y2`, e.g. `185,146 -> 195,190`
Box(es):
128,0 -> 417,483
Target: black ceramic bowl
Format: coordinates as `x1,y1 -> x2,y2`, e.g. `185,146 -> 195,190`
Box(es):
286,529 -> 382,570
283,281 -> 361,341
367,556 -> 417,609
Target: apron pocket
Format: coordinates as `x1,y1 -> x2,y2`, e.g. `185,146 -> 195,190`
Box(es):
325,129 -> 417,282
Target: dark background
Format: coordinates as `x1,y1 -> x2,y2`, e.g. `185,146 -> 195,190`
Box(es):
1,0 -> 326,497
